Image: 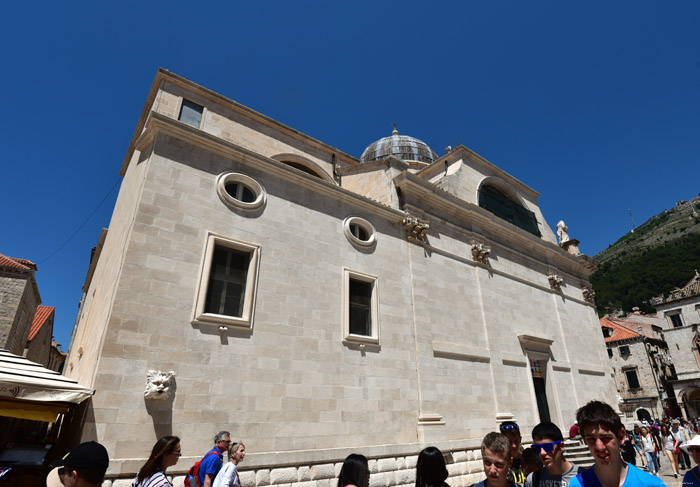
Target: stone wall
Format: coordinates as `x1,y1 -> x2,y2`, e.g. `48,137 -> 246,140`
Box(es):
0,269 -> 39,355
106,446 -> 487,487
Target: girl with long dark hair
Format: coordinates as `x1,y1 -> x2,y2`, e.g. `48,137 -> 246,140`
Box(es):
415,447 -> 449,487
338,454 -> 369,487
132,436 -> 181,487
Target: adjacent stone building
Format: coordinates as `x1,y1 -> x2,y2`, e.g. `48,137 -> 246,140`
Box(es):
600,315 -> 675,423
64,69 -> 616,485
653,271 -> 700,417
0,254 -> 41,355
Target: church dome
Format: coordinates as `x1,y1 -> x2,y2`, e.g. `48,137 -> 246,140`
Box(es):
360,129 -> 437,164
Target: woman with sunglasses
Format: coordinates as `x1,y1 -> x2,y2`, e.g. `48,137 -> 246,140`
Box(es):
132,436 -> 181,487
213,442 -> 246,487
681,436 -> 700,486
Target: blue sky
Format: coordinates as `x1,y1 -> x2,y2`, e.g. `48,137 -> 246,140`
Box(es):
1,1 -> 699,350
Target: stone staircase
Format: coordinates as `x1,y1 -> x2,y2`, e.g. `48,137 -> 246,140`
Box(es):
563,439 -> 595,469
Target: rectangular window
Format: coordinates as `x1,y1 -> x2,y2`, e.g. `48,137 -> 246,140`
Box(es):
192,234 -> 260,329
343,269 -> 379,344
179,99 -> 203,128
625,369 -> 640,389
669,314 -> 683,328
607,348 -> 613,358
619,345 -> 630,356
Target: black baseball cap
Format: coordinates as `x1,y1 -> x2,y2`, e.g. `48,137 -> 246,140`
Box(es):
51,441 -> 109,470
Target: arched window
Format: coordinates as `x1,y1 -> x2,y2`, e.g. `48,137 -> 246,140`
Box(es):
270,153 -> 336,184
478,185 -> 541,237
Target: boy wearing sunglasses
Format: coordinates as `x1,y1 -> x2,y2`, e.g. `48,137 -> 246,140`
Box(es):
525,422 -> 577,487
500,422 -> 526,486
569,401 -> 665,487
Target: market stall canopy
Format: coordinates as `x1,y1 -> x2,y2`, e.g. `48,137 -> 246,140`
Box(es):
0,350 -> 94,422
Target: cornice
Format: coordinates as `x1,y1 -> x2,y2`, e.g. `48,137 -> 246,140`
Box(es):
394,172 -> 595,278
122,69 -> 359,176
134,113 -> 406,223
417,145 -> 540,199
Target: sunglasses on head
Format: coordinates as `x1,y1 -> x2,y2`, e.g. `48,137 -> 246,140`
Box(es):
531,440 -> 562,453
500,424 -> 519,433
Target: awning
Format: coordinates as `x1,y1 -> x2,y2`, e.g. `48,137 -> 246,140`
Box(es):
0,350 -> 94,421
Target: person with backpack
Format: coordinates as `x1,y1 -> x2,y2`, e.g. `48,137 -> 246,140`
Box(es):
188,431 -> 231,487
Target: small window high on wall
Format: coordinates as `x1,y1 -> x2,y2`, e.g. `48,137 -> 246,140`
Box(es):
479,185 -> 541,237
179,99 -> 203,128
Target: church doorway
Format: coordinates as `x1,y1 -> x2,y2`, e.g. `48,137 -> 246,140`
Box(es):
530,359 -> 551,422
636,408 -> 652,423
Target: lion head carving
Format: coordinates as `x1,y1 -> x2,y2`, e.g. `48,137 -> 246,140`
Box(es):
144,370 -> 176,400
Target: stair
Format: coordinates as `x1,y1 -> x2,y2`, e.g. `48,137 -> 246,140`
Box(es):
563,439 -> 595,469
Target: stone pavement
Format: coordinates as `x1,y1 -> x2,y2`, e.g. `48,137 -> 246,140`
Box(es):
635,454 -> 690,487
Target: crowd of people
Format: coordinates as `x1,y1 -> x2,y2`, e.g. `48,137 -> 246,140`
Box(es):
44,400 -> 700,487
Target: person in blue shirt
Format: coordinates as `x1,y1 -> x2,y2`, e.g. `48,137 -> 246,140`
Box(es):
569,401 -> 666,487
198,431 -> 231,487
681,435 -> 700,487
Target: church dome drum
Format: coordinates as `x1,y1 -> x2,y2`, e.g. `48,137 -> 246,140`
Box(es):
360,129 -> 437,164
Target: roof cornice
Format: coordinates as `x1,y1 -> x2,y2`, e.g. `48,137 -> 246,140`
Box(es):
135,112 -> 406,222
393,171 -> 595,277
417,144 -> 540,199
122,69 -> 359,176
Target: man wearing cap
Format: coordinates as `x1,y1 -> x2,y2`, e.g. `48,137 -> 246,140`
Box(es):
499,421 -> 525,486
681,435 -> 700,486
47,441 -> 109,487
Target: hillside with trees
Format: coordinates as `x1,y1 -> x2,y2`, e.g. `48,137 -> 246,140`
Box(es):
590,196 -> 700,316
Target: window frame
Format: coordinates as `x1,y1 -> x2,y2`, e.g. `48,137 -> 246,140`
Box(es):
342,268 -> 379,345
178,98 -> 204,129
619,345 -> 631,356
666,311 -> 684,328
216,172 -> 266,212
192,233 -> 261,330
343,217 -> 377,249
624,368 -> 641,389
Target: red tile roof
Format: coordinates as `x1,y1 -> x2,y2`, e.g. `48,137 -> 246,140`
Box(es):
0,254 -> 37,271
28,306 -> 54,341
600,318 -> 641,343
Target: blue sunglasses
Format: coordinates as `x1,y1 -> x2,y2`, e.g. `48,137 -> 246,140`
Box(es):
531,440 -> 562,453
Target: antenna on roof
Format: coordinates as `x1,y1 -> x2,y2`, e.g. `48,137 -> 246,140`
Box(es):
628,208 -> 637,232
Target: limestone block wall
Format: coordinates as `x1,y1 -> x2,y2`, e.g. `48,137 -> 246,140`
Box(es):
0,270 -> 39,355
25,312 -> 53,366
607,340 -> 659,400
105,446 -> 488,487
657,300 -> 700,329
664,327 -> 700,377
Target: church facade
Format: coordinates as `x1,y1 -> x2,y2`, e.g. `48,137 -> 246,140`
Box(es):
64,69 -> 615,484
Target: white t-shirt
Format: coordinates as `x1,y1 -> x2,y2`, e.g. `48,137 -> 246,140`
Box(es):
213,462 -> 240,487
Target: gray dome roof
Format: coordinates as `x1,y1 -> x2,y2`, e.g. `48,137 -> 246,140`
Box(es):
360,129 -> 437,164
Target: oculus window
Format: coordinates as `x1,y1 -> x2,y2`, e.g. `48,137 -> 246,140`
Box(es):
179,99 -> 203,128
478,185 -> 541,237
342,269 -> 379,344
343,217 -> 377,249
192,234 -> 261,329
216,172 -> 266,212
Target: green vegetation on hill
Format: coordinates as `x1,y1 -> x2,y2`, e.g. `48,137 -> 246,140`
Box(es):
590,196 -> 700,316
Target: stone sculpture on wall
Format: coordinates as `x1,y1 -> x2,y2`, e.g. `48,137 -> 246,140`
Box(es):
144,370 -> 176,400
403,215 -> 429,242
470,241 -> 491,265
556,220 -> 569,246
548,272 -> 563,290
582,286 -> 595,303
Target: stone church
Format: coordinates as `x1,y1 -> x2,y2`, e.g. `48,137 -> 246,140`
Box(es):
64,69 -> 615,484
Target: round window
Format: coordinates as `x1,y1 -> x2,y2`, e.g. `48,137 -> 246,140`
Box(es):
216,172 -> 266,211
343,217 -> 376,248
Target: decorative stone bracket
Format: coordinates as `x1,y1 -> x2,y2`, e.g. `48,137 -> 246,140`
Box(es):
144,370 -> 176,400
470,241 -> 491,265
582,286 -> 595,303
403,215 -> 429,242
547,272 -> 563,290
